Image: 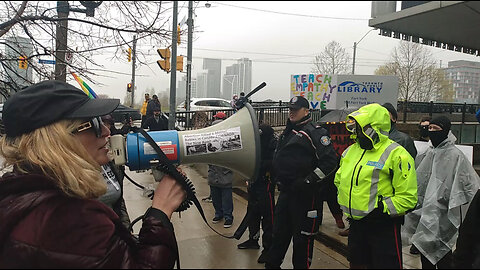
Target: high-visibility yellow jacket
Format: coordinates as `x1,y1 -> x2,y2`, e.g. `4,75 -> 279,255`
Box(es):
140,100 -> 148,116
334,103 -> 418,220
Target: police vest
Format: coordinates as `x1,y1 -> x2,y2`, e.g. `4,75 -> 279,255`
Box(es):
334,139 -> 418,220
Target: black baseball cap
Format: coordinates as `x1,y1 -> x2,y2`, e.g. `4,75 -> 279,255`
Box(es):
382,102 -> 398,120
3,80 -> 120,138
288,96 -> 309,110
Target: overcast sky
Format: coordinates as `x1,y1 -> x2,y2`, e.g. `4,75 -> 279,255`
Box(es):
84,1 -> 480,104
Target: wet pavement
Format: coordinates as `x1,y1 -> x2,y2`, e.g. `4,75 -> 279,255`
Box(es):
123,164 -> 349,269
123,163 -> 422,269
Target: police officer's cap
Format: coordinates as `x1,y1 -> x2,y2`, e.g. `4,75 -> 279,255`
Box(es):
288,96 -> 309,110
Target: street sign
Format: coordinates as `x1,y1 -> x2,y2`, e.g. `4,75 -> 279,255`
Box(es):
38,59 -> 56,65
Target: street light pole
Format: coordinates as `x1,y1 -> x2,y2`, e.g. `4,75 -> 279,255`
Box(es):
168,1 -> 178,130
186,0 -> 193,112
130,35 -> 137,107
351,28 -> 375,75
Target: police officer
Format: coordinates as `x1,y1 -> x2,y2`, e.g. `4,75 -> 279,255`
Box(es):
237,123 -> 278,264
265,96 -> 337,269
334,103 -> 417,269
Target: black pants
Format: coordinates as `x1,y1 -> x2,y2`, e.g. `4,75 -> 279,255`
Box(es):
420,251 -> 453,269
265,187 -> 321,269
318,180 -> 343,223
247,180 -> 275,251
348,210 -> 403,269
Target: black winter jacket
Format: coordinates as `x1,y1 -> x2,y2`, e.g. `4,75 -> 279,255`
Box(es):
0,173 -> 178,268
273,117 -> 337,191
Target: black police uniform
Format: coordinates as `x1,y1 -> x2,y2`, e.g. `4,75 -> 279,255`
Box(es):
265,114 -> 338,269
244,127 -> 278,257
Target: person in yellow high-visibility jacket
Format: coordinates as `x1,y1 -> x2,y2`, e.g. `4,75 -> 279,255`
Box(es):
140,93 -> 150,128
334,103 -> 417,269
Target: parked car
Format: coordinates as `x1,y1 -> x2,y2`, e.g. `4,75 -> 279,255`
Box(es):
111,104 -> 141,123
176,98 -> 232,112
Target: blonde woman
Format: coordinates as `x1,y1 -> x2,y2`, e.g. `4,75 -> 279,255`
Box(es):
0,81 -> 185,268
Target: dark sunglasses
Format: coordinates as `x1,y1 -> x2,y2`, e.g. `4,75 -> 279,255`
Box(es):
418,124 -> 429,130
73,117 -> 104,138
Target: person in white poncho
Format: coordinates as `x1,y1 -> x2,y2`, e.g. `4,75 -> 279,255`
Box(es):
402,116 -> 480,269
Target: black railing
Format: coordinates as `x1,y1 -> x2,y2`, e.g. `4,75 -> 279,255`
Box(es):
397,100 -> 480,115
172,106 -> 324,130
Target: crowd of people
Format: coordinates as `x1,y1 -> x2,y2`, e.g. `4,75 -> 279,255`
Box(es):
1,80 -> 480,269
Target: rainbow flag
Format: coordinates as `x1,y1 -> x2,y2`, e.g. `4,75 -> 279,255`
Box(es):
71,72 -> 97,99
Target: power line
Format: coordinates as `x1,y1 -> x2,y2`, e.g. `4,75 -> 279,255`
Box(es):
212,1 -> 369,21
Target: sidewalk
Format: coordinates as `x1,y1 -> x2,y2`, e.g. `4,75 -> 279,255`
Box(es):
123,164 -> 349,269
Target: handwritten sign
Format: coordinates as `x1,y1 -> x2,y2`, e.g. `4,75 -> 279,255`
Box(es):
290,74 -> 337,109
290,74 -> 398,110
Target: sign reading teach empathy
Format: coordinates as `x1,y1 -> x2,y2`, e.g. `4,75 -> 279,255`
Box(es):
290,74 -> 398,109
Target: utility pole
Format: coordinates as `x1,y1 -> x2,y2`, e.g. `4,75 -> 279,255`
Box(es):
54,1 -> 101,82
186,0 -> 193,112
352,42 -> 357,75
168,1 -> 178,130
55,1 -> 69,82
130,35 -> 137,107
351,29 -> 374,75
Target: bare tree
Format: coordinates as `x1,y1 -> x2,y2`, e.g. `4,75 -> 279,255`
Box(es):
374,41 -> 452,102
312,40 -> 350,74
0,1 -> 178,99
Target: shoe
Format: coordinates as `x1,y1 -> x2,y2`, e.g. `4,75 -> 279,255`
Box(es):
338,228 -> 349,237
410,244 -> 420,255
257,250 -> 268,263
224,219 -> 233,228
237,239 -> 260,249
212,216 -> 223,224
333,214 -> 345,229
335,218 -> 345,229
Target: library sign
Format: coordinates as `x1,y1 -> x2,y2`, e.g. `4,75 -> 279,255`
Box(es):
290,74 -> 398,110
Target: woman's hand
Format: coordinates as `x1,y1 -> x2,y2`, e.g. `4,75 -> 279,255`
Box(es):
152,173 -> 187,219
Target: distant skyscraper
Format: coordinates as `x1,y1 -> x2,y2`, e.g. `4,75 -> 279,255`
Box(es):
177,75 -> 197,101
202,58 -> 222,98
444,60 -> 480,103
196,72 -> 208,98
5,36 -> 33,90
177,75 -> 187,101
223,58 -> 252,99
237,58 -> 252,93
223,64 -> 239,100
191,78 -> 197,98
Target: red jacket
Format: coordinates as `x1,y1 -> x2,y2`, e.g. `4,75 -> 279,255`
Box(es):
0,173 -> 178,268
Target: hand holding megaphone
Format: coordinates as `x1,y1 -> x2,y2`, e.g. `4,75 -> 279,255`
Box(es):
152,169 -> 187,219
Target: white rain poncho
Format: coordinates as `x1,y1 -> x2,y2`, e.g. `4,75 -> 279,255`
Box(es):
402,133 -> 480,265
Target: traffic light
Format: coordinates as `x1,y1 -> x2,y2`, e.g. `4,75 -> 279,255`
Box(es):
176,55 -> 184,72
177,24 -> 181,45
127,82 -> 132,92
18,56 -> 27,69
127,47 -> 132,62
157,48 -> 171,73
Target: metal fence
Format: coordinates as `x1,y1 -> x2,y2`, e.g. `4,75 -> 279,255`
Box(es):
397,100 -> 480,115
173,106 -> 324,130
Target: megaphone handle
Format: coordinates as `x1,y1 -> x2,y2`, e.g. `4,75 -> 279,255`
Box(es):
245,82 -> 266,99
133,127 -> 238,239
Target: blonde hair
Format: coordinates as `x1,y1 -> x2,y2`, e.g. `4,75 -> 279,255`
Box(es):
0,119 -> 106,199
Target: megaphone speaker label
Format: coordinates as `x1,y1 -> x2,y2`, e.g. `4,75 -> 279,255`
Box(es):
183,127 -> 242,156
143,142 -> 178,160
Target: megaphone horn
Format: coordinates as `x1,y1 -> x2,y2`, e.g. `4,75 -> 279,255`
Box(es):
111,104 -> 261,181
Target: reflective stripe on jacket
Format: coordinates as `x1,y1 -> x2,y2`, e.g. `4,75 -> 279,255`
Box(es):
334,103 -> 418,220
140,100 -> 148,115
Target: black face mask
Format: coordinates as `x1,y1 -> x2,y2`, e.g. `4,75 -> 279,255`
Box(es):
428,130 -> 448,147
357,136 -> 373,150
419,125 -> 429,138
